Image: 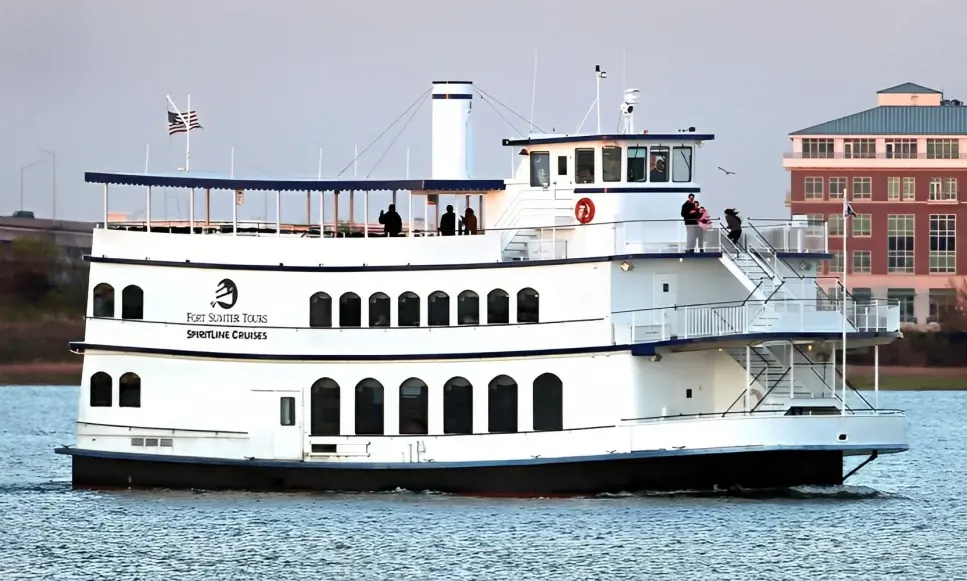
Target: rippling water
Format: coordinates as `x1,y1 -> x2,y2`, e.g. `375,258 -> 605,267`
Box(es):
1,387 -> 965,580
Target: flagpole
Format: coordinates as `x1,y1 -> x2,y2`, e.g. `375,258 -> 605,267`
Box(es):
185,94 -> 191,171
841,189 -> 848,416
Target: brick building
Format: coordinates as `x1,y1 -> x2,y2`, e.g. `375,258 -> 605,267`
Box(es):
784,82 -> 967,326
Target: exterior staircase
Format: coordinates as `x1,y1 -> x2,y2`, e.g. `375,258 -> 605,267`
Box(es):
726,345 -> 815,411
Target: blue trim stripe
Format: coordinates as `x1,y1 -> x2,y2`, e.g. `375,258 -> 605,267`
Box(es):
84,251 -> 724,274
84,173 -> 505,192
432,94 -> 472,100
574,186 -> 700,194
503,134 -> 715,146
54,443 -> 909,469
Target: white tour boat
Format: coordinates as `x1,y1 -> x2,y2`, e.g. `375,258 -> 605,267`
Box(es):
56,74 -> 908,494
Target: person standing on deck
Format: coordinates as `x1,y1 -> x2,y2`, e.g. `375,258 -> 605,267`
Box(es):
461,207 -> 478,235
697,203 -> 712,252
439,205 -> 456,236
725,208 -> 743,252
680,193 -> 699,252
379,204 -> 403,237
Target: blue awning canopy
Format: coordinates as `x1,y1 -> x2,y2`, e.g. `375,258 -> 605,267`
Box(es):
85,171 -> 506,192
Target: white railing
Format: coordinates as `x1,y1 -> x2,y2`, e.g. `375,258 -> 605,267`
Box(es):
620,408 -> 905,425
611,299 -> 900,343
747,219 -> 829,254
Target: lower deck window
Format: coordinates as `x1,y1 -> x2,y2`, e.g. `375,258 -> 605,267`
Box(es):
90,372 -> 112,407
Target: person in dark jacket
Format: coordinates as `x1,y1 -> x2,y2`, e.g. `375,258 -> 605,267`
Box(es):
439,205 -> 456,236
378,204 -> 403,237
681,194 -> 700,252
725,208 -> 742,246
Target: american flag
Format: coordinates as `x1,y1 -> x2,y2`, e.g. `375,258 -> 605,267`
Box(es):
844,202 -> 857,218
167,110 -> 202,135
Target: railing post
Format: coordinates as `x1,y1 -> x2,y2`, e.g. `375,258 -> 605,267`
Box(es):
789,342 -> 795,399
874,344 -> 880,410
744,347 -> 751,414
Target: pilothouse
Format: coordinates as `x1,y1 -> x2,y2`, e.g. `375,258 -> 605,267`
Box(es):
56,66 -> 908,494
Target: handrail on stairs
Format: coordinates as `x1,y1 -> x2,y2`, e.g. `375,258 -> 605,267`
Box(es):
790,344 -> 865,412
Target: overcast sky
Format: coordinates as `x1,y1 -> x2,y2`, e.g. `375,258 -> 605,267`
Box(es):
1,0 -> 964,223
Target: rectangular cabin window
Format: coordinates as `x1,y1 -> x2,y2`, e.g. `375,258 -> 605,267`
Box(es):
575,148 -> 595,184
627,146 -> 647,182
650,147 -> 669,182
529,151 -> 551,187
602,146 -> 622,182
557,155 -> 567,176
280,396 -> 296,426
672,146 -> 693,182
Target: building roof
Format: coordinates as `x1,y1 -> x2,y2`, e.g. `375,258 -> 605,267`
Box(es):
84,172 -> 506,192
790,105 -> 967,136
876,82 -> 940,94
502,133 -> 714,146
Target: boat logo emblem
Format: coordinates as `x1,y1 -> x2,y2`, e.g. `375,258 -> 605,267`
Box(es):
211,278 -> 238,309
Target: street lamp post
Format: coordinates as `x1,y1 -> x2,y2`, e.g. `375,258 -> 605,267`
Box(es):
20,159 -> 47,212
38,148 -> 56,220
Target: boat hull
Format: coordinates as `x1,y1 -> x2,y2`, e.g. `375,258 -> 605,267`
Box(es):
63,449 -> 845,495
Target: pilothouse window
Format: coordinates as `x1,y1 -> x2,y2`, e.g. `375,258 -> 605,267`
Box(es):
92,283 -> 115,318
650,147 -> 669,182
627,146 -> 647,182
673,146 -> 693,182
575,148 -> 595,184
602,146 -> 622,182
529,151 -> 550,187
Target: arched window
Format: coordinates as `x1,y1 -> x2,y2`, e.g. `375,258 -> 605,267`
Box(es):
488,375 -> 518,433
119,372 -> 141,407
399,378 -> 428,435
517,288 -> 540,323
369,292 -> 390,327
339,292 -> 361,327
309,292 -> 333,328
457,290 -> 479,325
443,376 -> 473,435
310,378 -> 340,436
92,283 -> 115,318
398,292 -> 420,327
121,285 -> 143,320
533,373 -> 563,431
487,289 -> 509,324
428,291 -> 450,326
354,378 -> 384,435
90,371 -> 112,407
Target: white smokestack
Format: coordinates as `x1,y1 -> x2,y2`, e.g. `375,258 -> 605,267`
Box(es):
431,81 -> 473,179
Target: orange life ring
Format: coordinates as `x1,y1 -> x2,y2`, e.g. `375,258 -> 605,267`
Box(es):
575,197 -> 595,224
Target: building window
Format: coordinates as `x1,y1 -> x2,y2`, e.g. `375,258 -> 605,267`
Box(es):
801,138 -> 834,159
339,292 -> 361,327
929,214 -> 956,274
602,146 -> 622,182
852,250 -> 871,274
309,292 -> 333,328
428,291 -> 450,326
280,397 -> 296,426
852,287 -> 872,303
575,148 -> 595,184
929,289 -> 957,324
804,177 -> 824,200
488,375 -> 518,433
650,147 -> 669,182
926,139 -> 959,159
457,290 -> 479,325
487,289 -> 510,324
929,177 -> 957,201
887,215 -> 915,274
886,139 -> 917,159
672,146 -> 693,182
397,292 -> 420,327
887,177 -> 900,201
529,151 -> 550,187
119,372 -> 141,407
368,292 -> 390,327
310,378 -> 340,436
828,251 -> 844,274
887,288 -> 916,323
533,373 -> 563,431
844,139 -> 876,159
443,377 -> 473,435
852,214 -> 871,237
92,283 -> 115,318
557,155 -> 567,176
90,372 -> 112,407
806,213 -> 825,237
627,146 -> 647,182
121,285 -> 143,320
517,287 -> 540,323
852,177 -> 871,200
354,378 -> 384,435
828,177 -> 846,199
902,177 -> 916,201
399,378 -> 429,435
828,213 -> 844,236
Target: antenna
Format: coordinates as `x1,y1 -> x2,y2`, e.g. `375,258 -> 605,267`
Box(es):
528,49 -> 538,135
595,64 -> 608,134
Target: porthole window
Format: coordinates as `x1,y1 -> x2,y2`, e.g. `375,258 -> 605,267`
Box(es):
121,285 -> 143,320
398,292 -> 420,327
339,292 -> 361,327
92,283 -> 115,318
118,372 -> 141,408
90,372 -> 112,407
458,291 -> 479,325
428,291 -> 450,326
517,288 -> 540,323
309,292 -> 333,328
487,289 -> 510,324
369,292 -> 390,327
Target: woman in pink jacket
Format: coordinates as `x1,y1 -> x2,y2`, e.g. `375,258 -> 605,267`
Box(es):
696,202 -> 712,251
